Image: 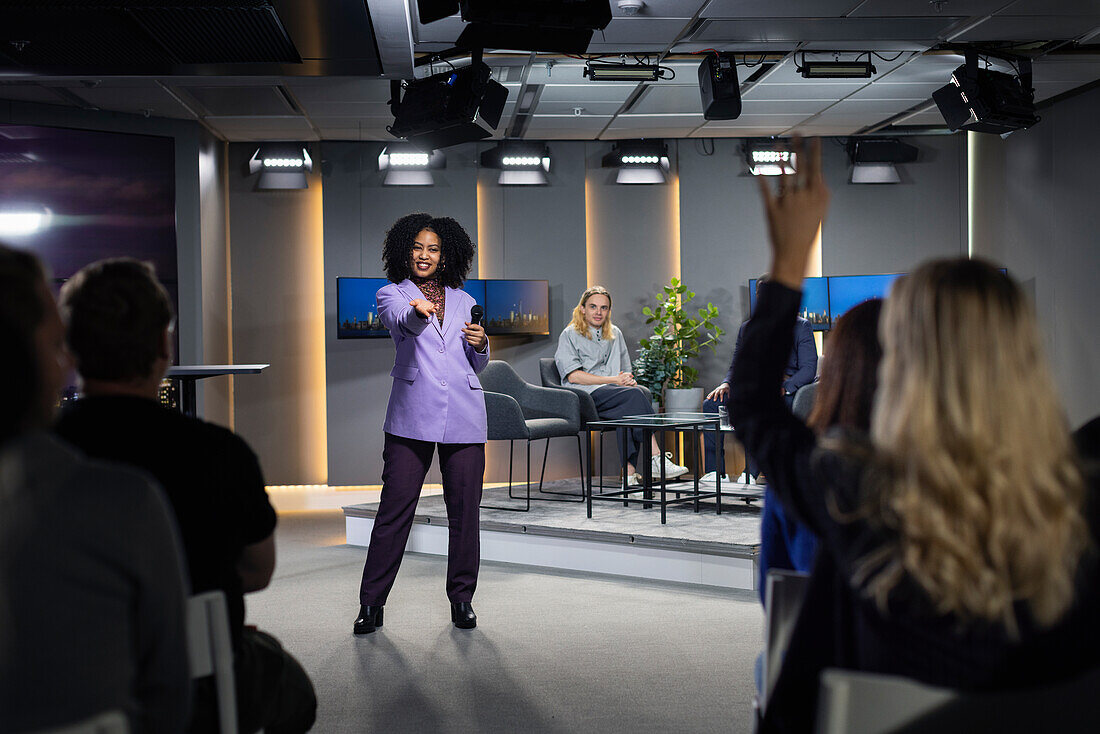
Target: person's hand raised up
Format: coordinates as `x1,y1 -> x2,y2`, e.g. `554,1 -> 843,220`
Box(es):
757,137 -> 830,290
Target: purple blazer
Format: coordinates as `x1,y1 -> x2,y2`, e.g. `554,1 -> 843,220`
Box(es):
377,279 -> 490,444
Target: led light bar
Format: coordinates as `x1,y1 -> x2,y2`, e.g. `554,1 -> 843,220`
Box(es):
800,61 -> 876,79
584,63 -> 660,82
389,152 -> 432,167
501,156 -> 543,167
744,143 -> 796,176
621,155 -> 661,164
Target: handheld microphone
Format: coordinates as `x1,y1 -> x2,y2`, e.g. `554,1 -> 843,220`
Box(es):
470,305 -> 484,326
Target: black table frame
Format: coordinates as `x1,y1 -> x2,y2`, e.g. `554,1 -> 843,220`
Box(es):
584,415 -> 724,524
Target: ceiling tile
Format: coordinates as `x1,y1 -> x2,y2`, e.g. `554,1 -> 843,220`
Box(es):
1001,0 -> 1100,15
0,84 -> 72,106
536,100 -> 626,116
180,85 -> 294,116
601,126 -> 702,139
629,85 -> 705,114
58,84 -> 195,119
705,113 -> 814,127
693,17 -> 963,44
844,81 -> 943,101
539,84 -> 637,103
740,98 -> 835,115
204,116 -> 317,141
849,1 -> 1013,17
595,17 -> 693,44
958,15 -> 1100,41
703,1 -> 864,17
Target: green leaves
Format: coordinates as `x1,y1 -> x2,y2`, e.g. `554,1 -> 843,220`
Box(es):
633,277 -> 724,394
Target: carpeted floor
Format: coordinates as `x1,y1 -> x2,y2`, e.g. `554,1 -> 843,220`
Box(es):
246,510 -> 765,733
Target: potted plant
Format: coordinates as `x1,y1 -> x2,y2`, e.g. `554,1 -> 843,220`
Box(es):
634,277 -> 724,413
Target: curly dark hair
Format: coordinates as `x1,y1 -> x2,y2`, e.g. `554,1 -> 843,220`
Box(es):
382,213 -> 475,289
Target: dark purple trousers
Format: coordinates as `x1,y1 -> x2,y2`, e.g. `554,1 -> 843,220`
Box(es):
359,433 -> 485,606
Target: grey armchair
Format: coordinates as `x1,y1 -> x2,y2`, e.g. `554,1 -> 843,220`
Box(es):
538,358 -> 652,429
480,360 -> 586,511
539,358 -> 653,489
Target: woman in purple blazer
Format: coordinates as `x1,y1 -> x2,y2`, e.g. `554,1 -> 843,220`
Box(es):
355,214 -> 490,635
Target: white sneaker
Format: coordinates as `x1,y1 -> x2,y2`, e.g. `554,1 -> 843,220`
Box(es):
625,472 -> 641,487
651,452 -> 689,480
699,471 -> 732,484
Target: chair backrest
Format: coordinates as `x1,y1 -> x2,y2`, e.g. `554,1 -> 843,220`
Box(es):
187,591 -> 239,734
792,381 -> 818,422
815,669 -> 955,734
480,361 -> 528,400
538,358 -> 561,388
29,711 -> 129,734
762,569 -> 811,712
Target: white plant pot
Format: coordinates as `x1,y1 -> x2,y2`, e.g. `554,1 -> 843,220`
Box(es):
664,387 -> 703,414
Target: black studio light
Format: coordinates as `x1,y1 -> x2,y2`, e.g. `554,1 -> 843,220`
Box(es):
417,0 -> 612,54
480,142 -> 551,185
932,52 -> 1039,135
601,139 -> 669,184
846,138 -> 918,184
248,143 -> 312,189
388,60 -> 508,150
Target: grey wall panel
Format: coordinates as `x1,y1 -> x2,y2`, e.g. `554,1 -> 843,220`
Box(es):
584,141 -> 682,365
822,134 -> 967,276
972,86 -> 1100,426
322,142 -> 479,486
679,137 -> 770,392
476,141 -> 587,483
198,130 -> 232,428
227,142 -> 327,485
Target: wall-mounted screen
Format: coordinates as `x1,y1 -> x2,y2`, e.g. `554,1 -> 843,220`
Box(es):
827,273 -> 902,321
337,277 -> 549,338
750,276 -> 830,330
484,279 -> 549,336
337,277 -> 389,338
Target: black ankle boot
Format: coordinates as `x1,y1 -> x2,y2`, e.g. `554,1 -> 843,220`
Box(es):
450,601 -> 476,629
353,605 -> 384,635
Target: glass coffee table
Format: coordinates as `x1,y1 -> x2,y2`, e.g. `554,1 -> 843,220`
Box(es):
584,413 -> 722,524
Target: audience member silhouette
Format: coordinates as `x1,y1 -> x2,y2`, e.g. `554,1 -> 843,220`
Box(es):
733,139 -> 1100,732
758,297 -> 882,593
55,258 -> 316,734
0,245 -> 190,732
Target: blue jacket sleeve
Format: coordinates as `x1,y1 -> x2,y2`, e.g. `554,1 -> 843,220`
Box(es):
783,319 -> 818,394
723,322 -> 746,387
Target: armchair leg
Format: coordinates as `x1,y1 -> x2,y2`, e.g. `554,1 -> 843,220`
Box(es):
480,439 -> 532,512
533,436 -> 586,502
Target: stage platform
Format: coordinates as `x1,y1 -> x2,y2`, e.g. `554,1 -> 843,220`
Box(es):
344,476 -> 764,592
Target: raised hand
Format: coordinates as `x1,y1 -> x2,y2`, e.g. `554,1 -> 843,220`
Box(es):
757,137 -> 830,290
409,298 -> 436,319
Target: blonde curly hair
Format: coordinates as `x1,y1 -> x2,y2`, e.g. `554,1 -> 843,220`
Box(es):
862,258 -> 1088,634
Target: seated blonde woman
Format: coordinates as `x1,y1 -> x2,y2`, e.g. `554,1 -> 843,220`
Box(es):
732,139 -> 1099,732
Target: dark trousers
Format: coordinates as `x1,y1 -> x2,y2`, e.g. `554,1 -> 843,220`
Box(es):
592,385 -> 654,467
189,628 -> 317,734
359,433 -> 485,605
701,395 -> 792,477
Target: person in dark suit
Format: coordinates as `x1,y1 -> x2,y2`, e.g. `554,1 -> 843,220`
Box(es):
354,213 -> 489,635
701,282 -> 817,483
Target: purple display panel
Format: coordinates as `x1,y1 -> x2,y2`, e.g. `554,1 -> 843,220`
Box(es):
0,124 -> 177,282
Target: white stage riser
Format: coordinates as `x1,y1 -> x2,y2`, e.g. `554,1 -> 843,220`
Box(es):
346,516 -> 757,592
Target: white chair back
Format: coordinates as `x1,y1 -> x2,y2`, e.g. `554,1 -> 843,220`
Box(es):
30,711 -> 128,734
815,668 -> 956,734
761,569 -> 810,712
186,591 -> 239,734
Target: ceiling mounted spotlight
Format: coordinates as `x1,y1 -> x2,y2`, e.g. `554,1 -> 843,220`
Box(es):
601,139 -> 669,184
481,142 -> 551,185
388,59 -> 508,150
796,52 -> 877,79
378,143 -> 446,186
417,0 -> 612,55
743,141 -> 796,176
846,138 -> 918,184
248,143 -> 313,189
932,51 -> 1038,135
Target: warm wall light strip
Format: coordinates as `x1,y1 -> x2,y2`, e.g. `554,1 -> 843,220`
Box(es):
584,170 -> 595,286
307,173 -> 329,484
967,130 -> 976,258
809,224 -> 824,356
476,176 -> 488,279
223,140 -> 236,430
